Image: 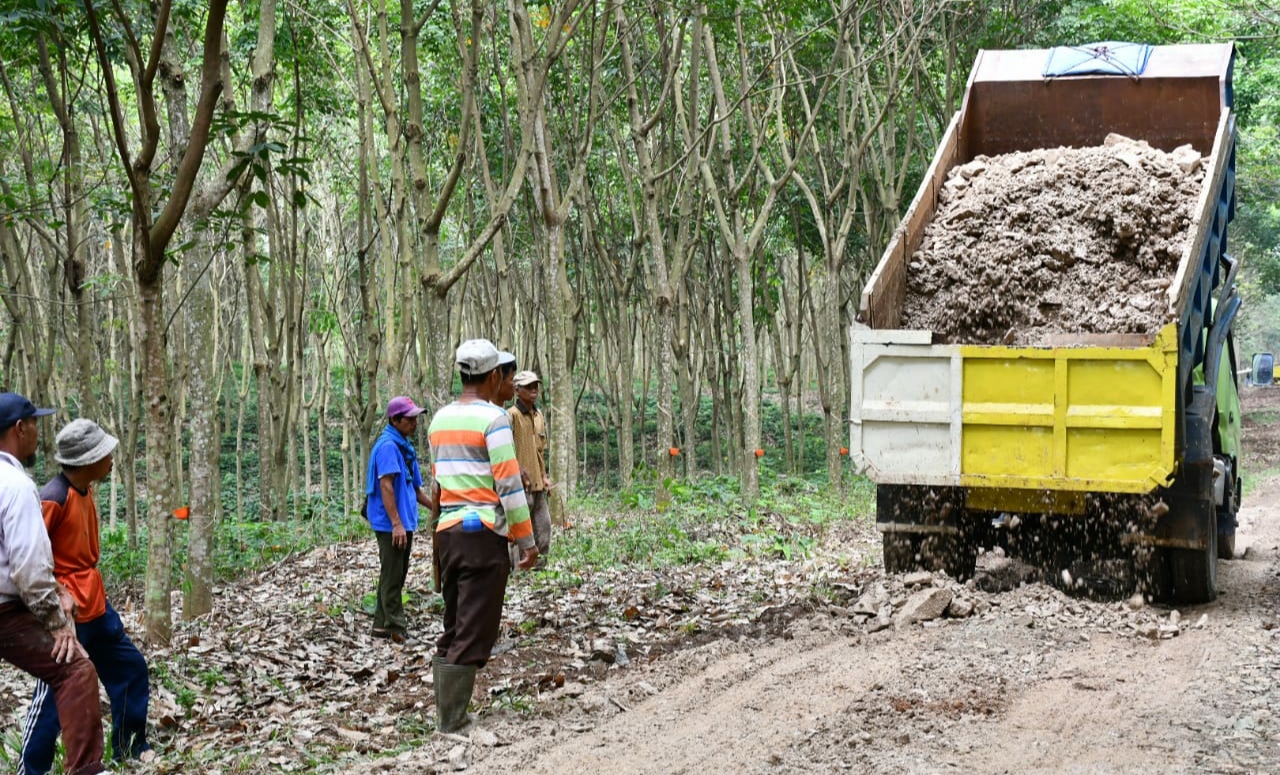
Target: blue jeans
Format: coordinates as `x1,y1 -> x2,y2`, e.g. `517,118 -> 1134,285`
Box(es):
21,601 -> 150,774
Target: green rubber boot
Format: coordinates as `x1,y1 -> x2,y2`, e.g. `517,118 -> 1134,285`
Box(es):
435,661 -> 478,734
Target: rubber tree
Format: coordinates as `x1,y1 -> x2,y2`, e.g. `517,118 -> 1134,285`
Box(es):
85,0 -> 229,645
508,0 -> 597,498
178,0 -> 280,615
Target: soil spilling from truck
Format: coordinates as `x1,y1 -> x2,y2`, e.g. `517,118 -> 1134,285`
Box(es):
900,134 -> 1206,345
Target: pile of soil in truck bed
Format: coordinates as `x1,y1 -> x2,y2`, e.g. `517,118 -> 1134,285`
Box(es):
898,134 -> 1207,345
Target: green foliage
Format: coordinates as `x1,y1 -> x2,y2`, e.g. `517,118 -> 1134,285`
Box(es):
489,689 -> 536,715
98,507 -> 367,594
0,712 -> 24,770
546,472 -> 874,582
577,388 -> 846,489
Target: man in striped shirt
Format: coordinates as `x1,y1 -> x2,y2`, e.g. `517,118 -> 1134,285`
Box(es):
427,339 -> 537,734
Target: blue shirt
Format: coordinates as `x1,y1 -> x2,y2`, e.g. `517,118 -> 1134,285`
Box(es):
365,438 -> 423,533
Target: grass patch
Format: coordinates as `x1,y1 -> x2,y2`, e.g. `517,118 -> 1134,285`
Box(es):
1242,467 -> 1280,496
1245,409 -> 1280,424
544,473 -> 875,583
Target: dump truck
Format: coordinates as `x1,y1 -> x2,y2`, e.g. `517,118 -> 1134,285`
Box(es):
850,42 -> 1241,604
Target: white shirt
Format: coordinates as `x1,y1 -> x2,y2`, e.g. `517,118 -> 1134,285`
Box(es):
0,451 -> 67,630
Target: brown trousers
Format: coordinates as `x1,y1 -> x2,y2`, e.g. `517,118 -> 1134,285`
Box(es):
0,602 -> 104,775
435,525 -> 510,667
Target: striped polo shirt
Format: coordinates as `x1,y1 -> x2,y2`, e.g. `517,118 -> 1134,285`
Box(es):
428,399 -> 533,547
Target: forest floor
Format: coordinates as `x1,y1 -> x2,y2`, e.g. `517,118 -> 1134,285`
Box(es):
2,388 -> 1279,774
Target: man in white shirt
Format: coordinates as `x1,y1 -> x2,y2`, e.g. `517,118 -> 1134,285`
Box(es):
0,392 -> 104,775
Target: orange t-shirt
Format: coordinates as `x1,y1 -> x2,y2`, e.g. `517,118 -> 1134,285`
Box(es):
40,474 -> 107,623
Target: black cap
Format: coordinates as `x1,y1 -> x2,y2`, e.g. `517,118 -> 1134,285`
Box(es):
0,393 -> 55,430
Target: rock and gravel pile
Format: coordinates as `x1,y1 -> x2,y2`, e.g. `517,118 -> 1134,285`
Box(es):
829,556 -> 1199,640
900,134 -> 1207,345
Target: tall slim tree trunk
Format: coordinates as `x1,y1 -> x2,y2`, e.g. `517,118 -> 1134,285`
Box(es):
736,246 -> 760,499
138,276 -> 179,644
182,241 -> 220,618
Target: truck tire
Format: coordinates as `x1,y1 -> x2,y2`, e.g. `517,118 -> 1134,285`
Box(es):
877,485 -> 970,576
1217,531 -> 1236,560
882,533 -> 922,573
1153,503 -> 1218,604
1217,473 -> 1239,560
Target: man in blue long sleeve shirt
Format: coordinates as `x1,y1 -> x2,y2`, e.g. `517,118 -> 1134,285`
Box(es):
365,396 -> 434,644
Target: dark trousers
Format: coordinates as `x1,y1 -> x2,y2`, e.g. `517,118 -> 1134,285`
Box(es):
23,601 -> 149,774
435,525 -> 510,667
374,530 -> 414,635
0,603 -> 104,775
528,490 -> 551,555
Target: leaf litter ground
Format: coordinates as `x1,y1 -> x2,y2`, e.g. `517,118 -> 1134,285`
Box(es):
0,512 -> 883,773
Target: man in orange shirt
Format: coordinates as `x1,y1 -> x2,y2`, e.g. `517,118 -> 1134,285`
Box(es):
22,419 -> 151,774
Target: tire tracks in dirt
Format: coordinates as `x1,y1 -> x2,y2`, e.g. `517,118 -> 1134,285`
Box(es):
468,484 -> 1280,775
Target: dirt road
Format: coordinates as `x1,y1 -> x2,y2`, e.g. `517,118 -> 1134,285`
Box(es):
449,503 -> 1277,775
376,391 -> 1280,775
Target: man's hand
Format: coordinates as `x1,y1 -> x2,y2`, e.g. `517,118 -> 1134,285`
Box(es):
543,475 -> 554,491
380,474 -> 409,549
50,623 -> 86,664
517,546 -> 540,570
57,584 -> 77,621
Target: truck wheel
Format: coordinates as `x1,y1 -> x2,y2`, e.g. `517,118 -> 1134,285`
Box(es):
1216,473 -> 1239,560
932,531 -> 978,581
1154,516 -> 1218,604
882,534 -> 922,573
1217,530 -> 1236,560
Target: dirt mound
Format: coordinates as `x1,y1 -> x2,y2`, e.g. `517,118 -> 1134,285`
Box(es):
900,135 -> 1206,345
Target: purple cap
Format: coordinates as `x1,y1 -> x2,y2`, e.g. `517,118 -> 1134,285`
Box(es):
386,396 -> 426,419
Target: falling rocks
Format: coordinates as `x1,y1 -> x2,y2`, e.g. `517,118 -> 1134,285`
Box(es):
896,588 -> 955,627
974,556 -> 1037,593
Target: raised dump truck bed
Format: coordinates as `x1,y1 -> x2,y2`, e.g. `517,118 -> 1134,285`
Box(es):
851,43 -> 1241,603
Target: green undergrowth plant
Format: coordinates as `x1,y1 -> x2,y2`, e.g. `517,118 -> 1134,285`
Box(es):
540,473 -> 875,586
0,712 -> 23,770
97,505 -> 367,595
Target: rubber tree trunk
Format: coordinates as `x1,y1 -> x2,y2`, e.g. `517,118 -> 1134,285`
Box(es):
139,276 -> 179,645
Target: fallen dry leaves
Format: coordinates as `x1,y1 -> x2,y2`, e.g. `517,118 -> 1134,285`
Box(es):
0,515 -> 881,773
